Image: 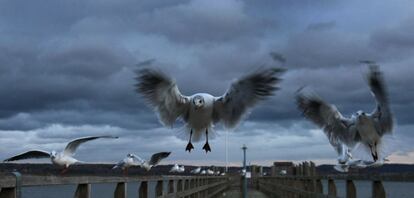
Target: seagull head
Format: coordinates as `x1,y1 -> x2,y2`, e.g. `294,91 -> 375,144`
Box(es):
192,95 -> 205,109
126,153 -> 134,158
356,110 -> 368,122
50,151 -> 57,159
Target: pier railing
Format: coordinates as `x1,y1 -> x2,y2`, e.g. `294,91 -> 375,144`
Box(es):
0,174 -> 232,198
254,174 -> 414,198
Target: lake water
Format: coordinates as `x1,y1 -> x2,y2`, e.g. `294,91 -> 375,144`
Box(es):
21,181 -> 414,198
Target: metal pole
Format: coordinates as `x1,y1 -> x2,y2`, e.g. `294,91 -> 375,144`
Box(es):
242,144 -> 247,198
225,129 -> 228,173
12,171 -> 22,198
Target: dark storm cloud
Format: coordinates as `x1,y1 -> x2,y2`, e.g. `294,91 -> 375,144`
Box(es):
0,0 -> 414,164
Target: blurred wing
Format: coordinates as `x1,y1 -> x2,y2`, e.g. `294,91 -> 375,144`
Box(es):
367,65 -> 393,135
4,150 -> 50,162
149,152 -> 171,166
130,154 -> 145,164
135,68 -> 191,126
213,68 -> 285,128
112,160 -> 125,169
64,136 -> 118,156
296,93 -> 358,148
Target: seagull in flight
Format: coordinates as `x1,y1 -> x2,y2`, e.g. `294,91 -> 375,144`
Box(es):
296,65 -> 393,171
4,136 -> 118,174
113,152 -> 171,174
135,67 -> 285,152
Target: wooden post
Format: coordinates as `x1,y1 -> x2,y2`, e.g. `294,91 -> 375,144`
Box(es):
372,180 -> 386,198
114,182 -> 126,198
139,181 -> 148,198
316,179 -> 323,194
74,184 -> 90,198
168,180 -> 174,194
346,180 -> 356,198
155,180 -> 163,197
328,179 -> 337,197
0,187 -> 16,198
177,180 -> 183,192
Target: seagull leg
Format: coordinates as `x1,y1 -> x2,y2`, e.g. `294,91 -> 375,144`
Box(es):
185,129 -> 194,152
123,168 -> 128,177
369,144 -> 378,162
60,167 -> 69,175
202,128 -> 211,153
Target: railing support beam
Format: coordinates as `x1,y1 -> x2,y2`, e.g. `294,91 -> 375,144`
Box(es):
372,180 -> 386,198
74,184 -> 90,198
114,182 -> 126,198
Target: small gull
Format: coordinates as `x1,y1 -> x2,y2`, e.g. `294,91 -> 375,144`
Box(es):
4,136 -> 118,174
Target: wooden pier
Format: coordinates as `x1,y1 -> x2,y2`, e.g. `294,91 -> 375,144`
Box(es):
0,174 -> 233,198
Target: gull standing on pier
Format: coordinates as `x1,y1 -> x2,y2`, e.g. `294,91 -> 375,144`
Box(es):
135,67 -> 285,152
113,152 -> 171,173
296,65 -> 394,171
4,136 -> 118,174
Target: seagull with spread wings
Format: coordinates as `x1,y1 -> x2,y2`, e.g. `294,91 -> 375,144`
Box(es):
296,65 -> 393,171
135,67 -> 285,152
4,136 -> 118,174
113,152 -> 171,174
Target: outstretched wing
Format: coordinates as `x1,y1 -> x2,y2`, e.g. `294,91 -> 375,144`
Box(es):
130,154 -> 145,164
367,65 -> 393,135
296,93 -> 359,148
149,152 -> 171,166
213,68 -> 285,128
4,150 -> 50,162
135,68 -> 191,126
64,136 -> 118,156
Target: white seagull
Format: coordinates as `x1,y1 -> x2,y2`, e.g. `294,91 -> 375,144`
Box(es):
135,67 -> 285,152
179,165 -> 185,173
296,65 -> 394,171
191,167 -> 201,174
4,136 -> 118,174
113,152 -> 171,173
169,164 -> 180,173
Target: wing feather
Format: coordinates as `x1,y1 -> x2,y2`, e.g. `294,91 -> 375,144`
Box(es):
213,68 -> 285,128
135,68 -> 190,126
64,136 -> 118,156
367,65 -> 393,135
296,93 -> 358,148
4,150 -> 50,162
149,152 -> 171,166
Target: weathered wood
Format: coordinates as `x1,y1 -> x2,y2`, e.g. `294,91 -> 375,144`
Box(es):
113,182 -> 126,198
74,183 -> 90,198
316,179 -> 323,194
0,187 -> 16,198
372,180 -> 386,198
139,181 -> 148,198
168,180 -> 174,194
155,180 -> 163,197
346,180 -> 356,198
328,179 -> 336,197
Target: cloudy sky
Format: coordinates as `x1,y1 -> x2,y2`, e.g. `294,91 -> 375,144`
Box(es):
1,0 -> 414,166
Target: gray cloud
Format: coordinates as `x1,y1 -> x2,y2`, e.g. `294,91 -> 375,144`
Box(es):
0,0 -> 414,165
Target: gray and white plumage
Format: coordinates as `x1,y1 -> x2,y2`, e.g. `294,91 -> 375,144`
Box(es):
190,167 -> 201,174
115,152 -> 171,171
4,136 -> 118,169
296,65 -> 393,171
135,67 -> 285,152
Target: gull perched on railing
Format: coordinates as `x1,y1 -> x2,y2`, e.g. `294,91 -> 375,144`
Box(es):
170,164 -> 185,173
190,167 -> 201,174
4,136 -> 118,174
113,152 -> 171,175
135,67 -> 285,152
296,64 -> 394,172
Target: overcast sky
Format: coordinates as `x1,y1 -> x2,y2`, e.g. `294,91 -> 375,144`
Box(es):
1,0 -> 414,166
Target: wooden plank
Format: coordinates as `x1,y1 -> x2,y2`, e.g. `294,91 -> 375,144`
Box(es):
114,182 -> 126,198
74,184 -> 90,198
372,180 -> 386,198
0,187 -> 16,198
346,180 -> 356,198
139,181 -> 148,198
328,179 -> 337,197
